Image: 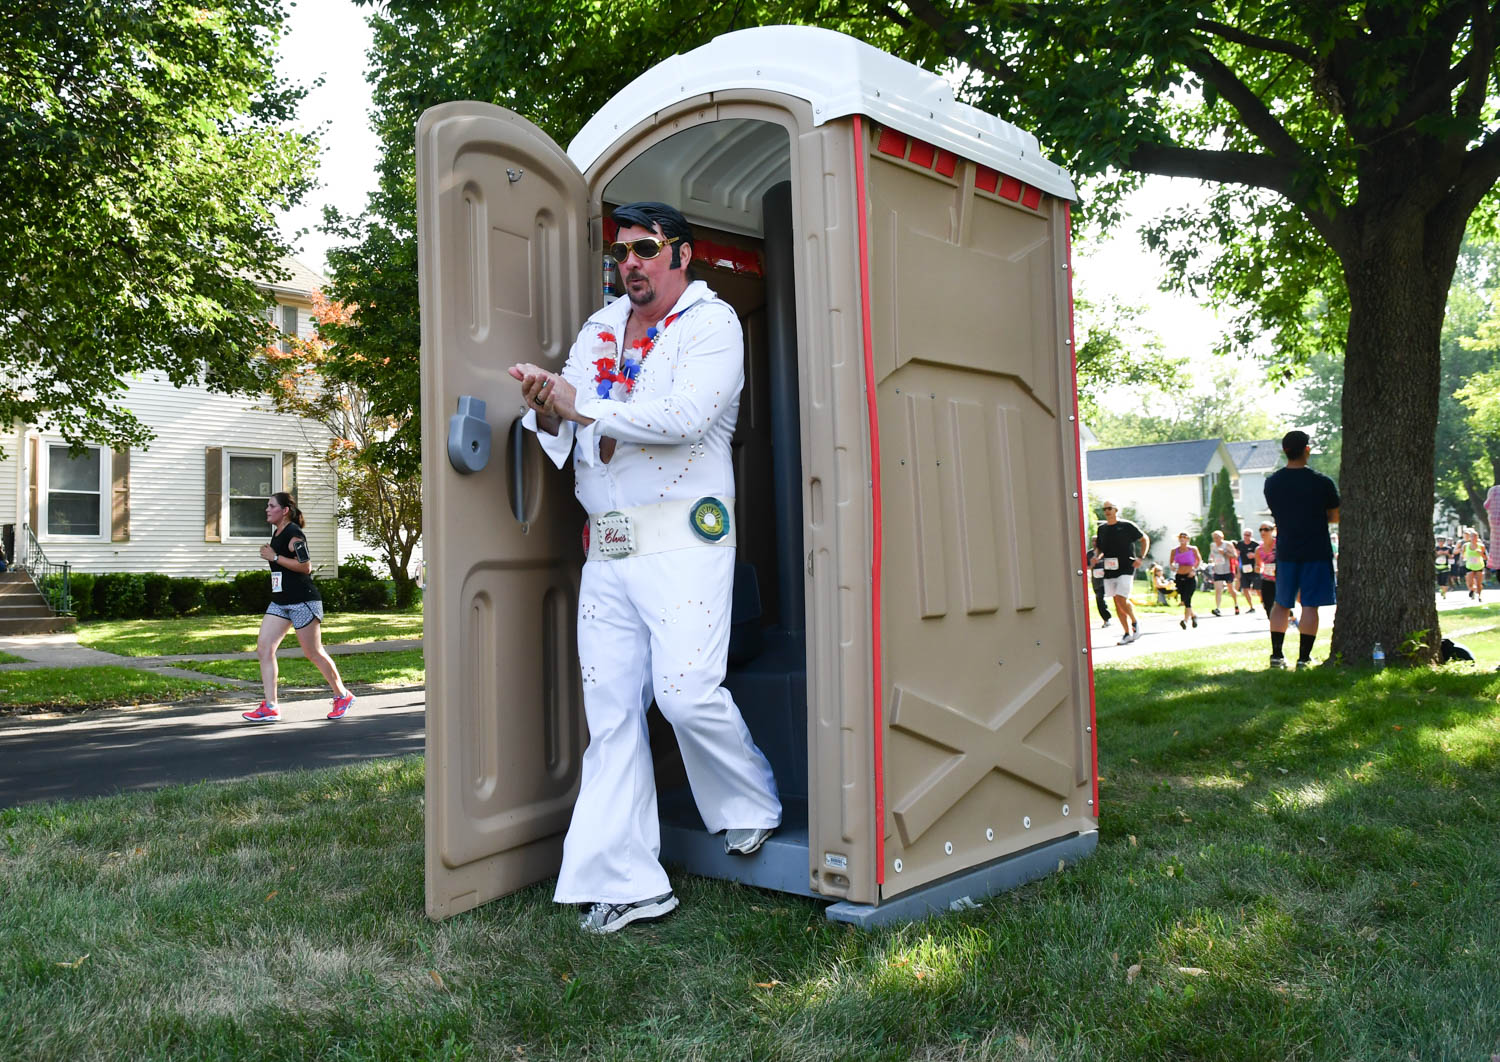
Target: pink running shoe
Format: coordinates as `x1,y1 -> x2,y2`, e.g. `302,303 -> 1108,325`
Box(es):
327,693 -> 355,720
242,701 -> 280,724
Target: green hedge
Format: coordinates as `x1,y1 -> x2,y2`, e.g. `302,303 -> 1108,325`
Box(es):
37,565 -> 400,621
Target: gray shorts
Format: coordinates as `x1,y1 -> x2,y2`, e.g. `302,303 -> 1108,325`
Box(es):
266,599 -> 325,629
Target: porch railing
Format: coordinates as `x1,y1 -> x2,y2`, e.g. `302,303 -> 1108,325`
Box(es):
19,523 -> 72,615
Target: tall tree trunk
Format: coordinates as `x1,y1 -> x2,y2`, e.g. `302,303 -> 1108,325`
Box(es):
1332,214 -> 1460,665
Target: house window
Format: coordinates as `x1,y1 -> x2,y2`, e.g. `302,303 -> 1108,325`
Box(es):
280,305 -> 298,354
1231,477 -> 1242,500
46,444 -> 105,537
227,453 -> 276,538
1202,475 -> 1213,507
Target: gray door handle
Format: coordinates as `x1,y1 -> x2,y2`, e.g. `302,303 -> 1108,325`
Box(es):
509,418 -> 528,529
447,396 -> 491,474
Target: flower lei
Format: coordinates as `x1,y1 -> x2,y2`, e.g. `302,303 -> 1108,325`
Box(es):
592,312 -> 684,398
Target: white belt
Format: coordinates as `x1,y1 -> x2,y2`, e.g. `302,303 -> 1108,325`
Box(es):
586,497 -> 735,562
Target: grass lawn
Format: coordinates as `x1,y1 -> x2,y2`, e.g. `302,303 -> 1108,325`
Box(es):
0,667 -> 228,714
77,610 -> 423,657
0,650 -> 24,664
2,643 -> 1498,1059
183,649 -> 425,689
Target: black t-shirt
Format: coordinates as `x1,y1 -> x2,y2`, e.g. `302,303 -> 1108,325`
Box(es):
269,523 -> 320,604
1234,539 -> 1256,572
1094,519 -> 1143,572
1263,466 -> 1340,562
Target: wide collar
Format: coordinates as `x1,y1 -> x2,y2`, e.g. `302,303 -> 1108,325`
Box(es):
586,279 -> 717,334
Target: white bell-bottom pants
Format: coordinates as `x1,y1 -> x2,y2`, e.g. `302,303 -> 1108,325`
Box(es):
553,546 -> 782,905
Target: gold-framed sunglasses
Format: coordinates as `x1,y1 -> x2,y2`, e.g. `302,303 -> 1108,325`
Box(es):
609,235 -> 681,262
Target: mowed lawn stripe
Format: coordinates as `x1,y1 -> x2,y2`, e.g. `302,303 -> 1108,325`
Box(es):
182,649 -> 425,689
0,667 -> 229,712
76,611 -> 423,657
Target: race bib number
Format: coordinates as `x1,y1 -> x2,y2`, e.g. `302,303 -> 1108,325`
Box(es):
1260,562 -> 1275,579
1104,557 -> 1119,571
270,571 -> 283,593
1091,566 -> 1104,578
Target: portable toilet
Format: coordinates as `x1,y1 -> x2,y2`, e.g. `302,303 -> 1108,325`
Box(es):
419,25 -> 1096,927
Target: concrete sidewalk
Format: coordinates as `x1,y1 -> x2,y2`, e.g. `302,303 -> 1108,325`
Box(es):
0,632 -> 422,688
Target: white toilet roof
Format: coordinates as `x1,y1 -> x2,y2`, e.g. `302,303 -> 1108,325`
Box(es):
568,25 -> 1076,201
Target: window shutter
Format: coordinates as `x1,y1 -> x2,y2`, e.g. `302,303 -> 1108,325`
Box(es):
111,449 -> 131,541
282,451 -> 297,497
204,446 -> 222,542
27,435 -> 37,532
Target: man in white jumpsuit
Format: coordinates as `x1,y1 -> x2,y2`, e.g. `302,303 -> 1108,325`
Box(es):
508,201 -> 782,934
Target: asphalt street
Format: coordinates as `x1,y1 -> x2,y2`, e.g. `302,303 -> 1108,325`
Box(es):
0,689 -> 425,808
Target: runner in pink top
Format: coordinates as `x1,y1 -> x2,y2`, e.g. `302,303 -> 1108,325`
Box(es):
1170,532 -> 1203,630
1255,524 -> 1278,627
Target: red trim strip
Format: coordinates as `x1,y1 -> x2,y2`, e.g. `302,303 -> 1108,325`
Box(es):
1063,204 -> 1099,817
852,115 -> 886,886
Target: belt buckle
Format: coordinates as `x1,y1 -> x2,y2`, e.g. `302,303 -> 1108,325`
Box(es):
596,511 -> 635,558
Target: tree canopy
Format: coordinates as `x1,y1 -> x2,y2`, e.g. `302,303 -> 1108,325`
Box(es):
0,0 -> 317,452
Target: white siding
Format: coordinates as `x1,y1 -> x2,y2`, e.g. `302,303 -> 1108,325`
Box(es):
25,372 -> 337,578
1235,470 -> 1272,528
0,421 -> 21,533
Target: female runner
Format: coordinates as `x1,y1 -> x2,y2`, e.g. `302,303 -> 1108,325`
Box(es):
1171,532 -> 1203,629
241,492 -> 355,723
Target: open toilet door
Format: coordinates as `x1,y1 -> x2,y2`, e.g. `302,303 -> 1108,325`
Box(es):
418,102 -> 592,919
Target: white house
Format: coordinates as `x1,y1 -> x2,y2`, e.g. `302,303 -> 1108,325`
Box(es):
0,257 -> 340,579
1084,438 -> 1240,563
1226,439 -> 1283,529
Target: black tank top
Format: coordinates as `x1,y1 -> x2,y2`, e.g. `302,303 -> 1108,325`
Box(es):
268,523 -> 320,604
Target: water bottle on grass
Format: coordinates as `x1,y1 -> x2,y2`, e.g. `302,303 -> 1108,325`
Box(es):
1372,642 -> 1385,669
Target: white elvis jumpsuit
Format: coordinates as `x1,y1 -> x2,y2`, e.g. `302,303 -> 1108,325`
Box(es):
522,279 -> 782,905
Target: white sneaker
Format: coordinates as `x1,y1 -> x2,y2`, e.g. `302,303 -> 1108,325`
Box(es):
725,827 -> 774,855
579,891 -> 678,934
1118,631 -> 1133,645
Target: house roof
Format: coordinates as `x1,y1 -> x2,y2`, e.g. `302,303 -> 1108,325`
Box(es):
1226,439 -> 1283,474
1085,439 -> 1228,481
261,256 -> 327,299
242,256 -> 326,300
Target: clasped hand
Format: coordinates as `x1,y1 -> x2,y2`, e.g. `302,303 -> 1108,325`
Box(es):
508,363 -> 587,427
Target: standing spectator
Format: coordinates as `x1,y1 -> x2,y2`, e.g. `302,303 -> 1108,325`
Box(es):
1461,527 -> 1488,600
1256,524 -> 1278,625
1094,501 -> 1149,644
1435,536 -> 1453,599
1170,532 -> 1203,629
1086,545 -> 1113,629
1234,528 -> 1260,613
1263,430 -> 1340,669
1207,530 -> 1241,616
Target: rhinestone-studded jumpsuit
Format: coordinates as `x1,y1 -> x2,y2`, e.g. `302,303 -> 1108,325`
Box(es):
522,280 -> 782,905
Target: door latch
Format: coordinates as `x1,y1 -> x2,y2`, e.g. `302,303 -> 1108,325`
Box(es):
447,395 -> 491,474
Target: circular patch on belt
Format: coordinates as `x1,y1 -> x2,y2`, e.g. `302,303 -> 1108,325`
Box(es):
689,497 -> 731,542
